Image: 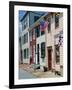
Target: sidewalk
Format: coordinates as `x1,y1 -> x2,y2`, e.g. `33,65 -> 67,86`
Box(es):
32,70 -> 61,78
19,64 -> 34,73
19,64 -> 62,78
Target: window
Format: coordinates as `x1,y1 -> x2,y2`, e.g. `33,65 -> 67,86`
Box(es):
48,17 -> 51,33
24,49 -> 26,59
24,23 -> 26,29
23,16 -> 28,29
35,26 -> 40,37
34,16 -> 39,22
26,33 -> 28,43
23,33 -> 28,44
55,13 -> 59,28
22,36 -> 24,44
24,48 -> 29,59
41,42 -> 45,61
19,37 -> 21,47
55,45 -> 60,64
27,48 -> 29,58
29,31 -> 32,41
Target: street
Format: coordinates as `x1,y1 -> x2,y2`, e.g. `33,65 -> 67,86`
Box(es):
19,64 -> 62,79
19,68 -> 37,79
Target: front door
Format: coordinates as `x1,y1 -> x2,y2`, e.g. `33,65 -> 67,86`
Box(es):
47,47 -> 52,70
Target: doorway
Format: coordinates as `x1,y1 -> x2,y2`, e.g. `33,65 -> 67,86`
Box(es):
47,47 -> 52,70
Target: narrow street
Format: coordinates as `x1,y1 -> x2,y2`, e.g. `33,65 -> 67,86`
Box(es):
19,68 -> 37,79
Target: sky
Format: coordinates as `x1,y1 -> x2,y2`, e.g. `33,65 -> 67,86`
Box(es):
19,10 -> 46,21
19,10 -> 26,21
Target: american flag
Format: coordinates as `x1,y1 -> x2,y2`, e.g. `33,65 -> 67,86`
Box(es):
40,21 -> 48,32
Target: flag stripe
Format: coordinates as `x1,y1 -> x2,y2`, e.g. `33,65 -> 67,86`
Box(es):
40,21 -> 48,32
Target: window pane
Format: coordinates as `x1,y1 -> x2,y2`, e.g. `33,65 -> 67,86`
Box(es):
26,48 -> 29,58
24,49 -> 26,59
55,14 -> 59,28
23,33 -> 28,44
35,26 -> 40,37
26,33 -> 28,43
41,42 -> 45,60
29,31 -> 32,41
55,45 -> 60,64
23,16 -> 28,29
48,17 -> 51,33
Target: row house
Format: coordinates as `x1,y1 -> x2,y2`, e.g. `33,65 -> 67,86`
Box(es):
20,11 -> 44,64
29,13 -> 48,66
20,11 -> 63,75
46,13 -> 63,72
29,12 -> 63,75
45,13 -> 63,75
